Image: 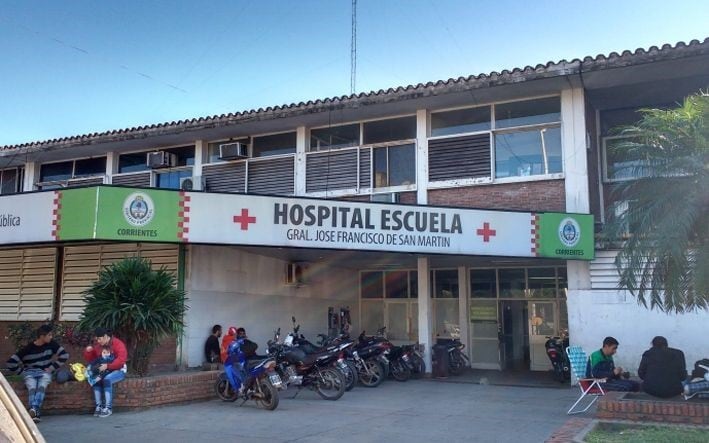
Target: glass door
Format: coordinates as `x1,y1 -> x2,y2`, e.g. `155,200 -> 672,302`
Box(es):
469,299 -> 500,369
528,301 -> 556,371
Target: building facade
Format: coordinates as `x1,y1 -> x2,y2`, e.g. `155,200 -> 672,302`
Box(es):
1,39 -> 707,373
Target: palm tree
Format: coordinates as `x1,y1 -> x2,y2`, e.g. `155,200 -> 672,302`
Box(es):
78,257 -> 188,375
602,91 -> 708,313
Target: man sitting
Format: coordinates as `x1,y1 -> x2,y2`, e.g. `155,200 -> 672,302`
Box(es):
638,336 -> 686,398
586,336 -> 639,392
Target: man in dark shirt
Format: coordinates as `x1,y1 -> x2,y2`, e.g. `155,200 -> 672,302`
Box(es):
638,336 -> 687,398
6,324 -> 70,422
204,324 -> 222,364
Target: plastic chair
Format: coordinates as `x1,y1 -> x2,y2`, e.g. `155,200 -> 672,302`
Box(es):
566,346 -> 606,415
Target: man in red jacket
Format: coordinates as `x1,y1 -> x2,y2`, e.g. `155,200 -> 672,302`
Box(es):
83,328 -> 127,418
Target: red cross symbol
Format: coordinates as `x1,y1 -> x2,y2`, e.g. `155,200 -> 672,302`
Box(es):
476,222 -> 496,242
233,208 -> 257,230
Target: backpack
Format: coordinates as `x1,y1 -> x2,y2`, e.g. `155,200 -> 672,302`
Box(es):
691,358 -> 709,380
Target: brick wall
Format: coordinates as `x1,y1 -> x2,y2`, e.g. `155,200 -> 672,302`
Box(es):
9,371 -> 219,414
596,392 -> 709,425
1,322 -> 177,374
428,179 -> 566,212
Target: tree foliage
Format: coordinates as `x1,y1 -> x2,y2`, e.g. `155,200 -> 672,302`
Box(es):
602,91 -> 708,313
78,257 -> 188,375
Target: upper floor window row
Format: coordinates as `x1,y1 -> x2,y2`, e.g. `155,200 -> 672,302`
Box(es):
0,167 -> 23,195
207,132 -> 297,163
310,116 -> 416,152
118,146 -> 194,173
39,157 -> 107,182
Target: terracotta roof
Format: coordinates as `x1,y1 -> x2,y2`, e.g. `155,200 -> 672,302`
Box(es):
2,37 -> 708,152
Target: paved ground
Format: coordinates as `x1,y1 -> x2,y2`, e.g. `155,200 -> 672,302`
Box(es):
39,380 -> 579,443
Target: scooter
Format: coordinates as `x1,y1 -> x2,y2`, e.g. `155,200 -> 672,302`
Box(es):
214,338 -> 283,410
544,334 -> 571,383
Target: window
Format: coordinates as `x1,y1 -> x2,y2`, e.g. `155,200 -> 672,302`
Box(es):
252,132 -> 296,157
39,161 -> 73,182
0,168 -> 21,195
495,97 -> 560,129
155,170 -> 192,190
74,158 -> 106,177
431,106 -> 491,137
385,271 -> 409,298
470,269 -> 496,298
363,116 -> 416,145
494,126 -> 562,178
373,143 -> 415,187
432,270 -> 459,338
311,124 -> 360,151
433,270 -> 459,298
527,268 -> 557,298
603,136 -> 651,181
360,271 -> 384,298
118,153 -> 148,173
498,269 -> 525,298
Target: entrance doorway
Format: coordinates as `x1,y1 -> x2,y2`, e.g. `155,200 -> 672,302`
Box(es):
500,301 -> 529,371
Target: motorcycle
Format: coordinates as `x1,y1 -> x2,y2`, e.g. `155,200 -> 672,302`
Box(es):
401,343 -> 426,377
214,338 -> 282,411
268,325 -> 347,401
387,345 -> 412,382
544,334 -> 571,382
436,338 -> 469,375
350,328 -> 392,387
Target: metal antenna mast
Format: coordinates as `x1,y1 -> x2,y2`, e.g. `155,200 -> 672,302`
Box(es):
350,0 -> 357,94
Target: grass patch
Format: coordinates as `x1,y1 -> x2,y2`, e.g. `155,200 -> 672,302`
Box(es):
585,422 -> 709,443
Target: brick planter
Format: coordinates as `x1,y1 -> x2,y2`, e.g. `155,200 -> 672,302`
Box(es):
9,370 -> 219,415
597,391 -> 709,425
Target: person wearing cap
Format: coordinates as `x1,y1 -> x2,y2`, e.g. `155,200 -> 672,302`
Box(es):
220,326 -> 238,363
6,324 -> 70,422
638,336 -> 687,398
83,328 -> 128,418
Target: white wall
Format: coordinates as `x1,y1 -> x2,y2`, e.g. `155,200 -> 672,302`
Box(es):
183,245 -> 360,367
568,289 -> 708,375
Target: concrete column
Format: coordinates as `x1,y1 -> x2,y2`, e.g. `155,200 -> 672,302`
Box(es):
22,161 -> 37,191
295,126 -> 307,195
194,140 -> 205,190
457,265 -> 470,359
415,109 -> 429,204
105,152 -> 118,184
417,256 -> 433,373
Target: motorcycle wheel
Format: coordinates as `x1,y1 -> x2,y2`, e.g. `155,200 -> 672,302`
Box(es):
449,353 -> 464,376
339,361 -> 357,391
256,379 -> 279,411
410,354 -> 426,378
358,359 -> 384,388
390,359 -> 411,382
315,368 -> 346,401
214,373 -> 238,402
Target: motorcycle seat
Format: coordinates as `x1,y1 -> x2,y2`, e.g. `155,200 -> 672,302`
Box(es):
245,356 -> 271,371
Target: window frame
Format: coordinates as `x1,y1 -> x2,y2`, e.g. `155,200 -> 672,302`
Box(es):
0,167 -> 23,195
601,134 -> 651,183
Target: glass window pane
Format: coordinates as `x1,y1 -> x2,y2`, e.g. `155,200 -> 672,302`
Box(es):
527,268 -> 557,298
360,271 -> 383,298
373,147 -> 388,187
386,302 -> 409,340
434,270 -> 459,298
470,339 -> 499,365
385,271 -> 408,298
0,169 -> 18,195
495,97 -> 560,129
530,302 -> 556,336
252,132 -> 296,157
361,301 -> 384,336
498,269 -> 525,298
431,106 -> 491,136
167,146 -> 195,166
119,153 -> 149,173
604,136 -> 651,180
156,170 -> 192,190
470,269 -> 496,298
435,299 -> 459,338
388,144 -> 415,186
40,161 -> 73,182
558,267 -> 567,298
74,158 -> 106,177
363,116 -> 416,145
494,126 -> 561,178
410,302 -> 418,338
310,124 -> 360,150
409,271 -> 418,299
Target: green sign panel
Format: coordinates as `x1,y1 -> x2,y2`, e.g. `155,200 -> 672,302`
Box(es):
94,187 -> 182,242
536,213 -> 594,260
56,188 -> 98,241
470,304 -> 497,321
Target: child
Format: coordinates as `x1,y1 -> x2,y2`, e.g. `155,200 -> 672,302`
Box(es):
86,346 -> 115,386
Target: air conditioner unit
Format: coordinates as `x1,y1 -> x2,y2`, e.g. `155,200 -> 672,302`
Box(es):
285,262 -> 307,286
147,151 -> 178,169
219,142 -> 248,160
179,176 -> 206,191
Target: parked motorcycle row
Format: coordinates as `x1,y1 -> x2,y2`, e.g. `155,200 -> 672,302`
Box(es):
214,317 -> 431,411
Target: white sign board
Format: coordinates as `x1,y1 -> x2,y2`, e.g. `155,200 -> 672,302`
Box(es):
185,193 -> 536,257
0,192 -> 57,245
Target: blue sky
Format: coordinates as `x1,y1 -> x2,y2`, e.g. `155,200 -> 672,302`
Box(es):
1,0 -> 707,146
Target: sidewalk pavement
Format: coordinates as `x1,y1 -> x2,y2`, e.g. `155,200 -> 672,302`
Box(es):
39,380 -> 580,443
